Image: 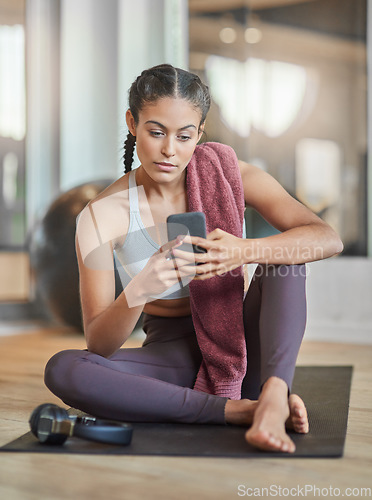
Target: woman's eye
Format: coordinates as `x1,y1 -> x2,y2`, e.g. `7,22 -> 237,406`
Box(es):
149,130 -> 191,141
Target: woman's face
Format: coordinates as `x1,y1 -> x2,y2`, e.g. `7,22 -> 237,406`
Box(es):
126,97 -> 204,184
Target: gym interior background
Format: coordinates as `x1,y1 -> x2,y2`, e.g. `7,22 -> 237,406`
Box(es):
0,0 -> 371,344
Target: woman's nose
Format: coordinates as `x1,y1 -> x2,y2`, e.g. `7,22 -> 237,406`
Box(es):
161,138 -> 176,157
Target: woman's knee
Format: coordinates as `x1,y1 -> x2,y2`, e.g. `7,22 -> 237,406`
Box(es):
44,349 -> 83,395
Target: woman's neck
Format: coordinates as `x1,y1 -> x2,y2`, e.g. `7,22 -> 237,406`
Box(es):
135,166 -> 187,205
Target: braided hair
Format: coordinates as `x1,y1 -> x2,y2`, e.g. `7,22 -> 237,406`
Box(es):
123,64 -> 211,173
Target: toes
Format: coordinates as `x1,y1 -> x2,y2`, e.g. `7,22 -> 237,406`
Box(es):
245,429 -> 296,453
296,417 -> 309,433
292,415 -> 309,433
291,415 -> 309,433
276,435 -> 295,453
289,394 -> 309,433
245,429 -> 274,451
281,442 -> 293,453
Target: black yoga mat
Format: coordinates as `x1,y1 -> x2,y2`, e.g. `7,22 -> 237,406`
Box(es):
1,366 -> 352,458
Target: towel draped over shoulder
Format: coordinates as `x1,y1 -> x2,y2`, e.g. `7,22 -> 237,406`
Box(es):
186,142 -> 246,400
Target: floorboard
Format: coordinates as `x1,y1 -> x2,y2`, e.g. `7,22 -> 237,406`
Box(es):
0,323 -> 371,500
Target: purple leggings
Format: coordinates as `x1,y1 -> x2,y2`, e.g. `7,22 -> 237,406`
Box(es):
44,264 -> 307,424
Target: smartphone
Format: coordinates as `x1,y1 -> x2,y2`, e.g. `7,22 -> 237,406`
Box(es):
167,212 -> 207,254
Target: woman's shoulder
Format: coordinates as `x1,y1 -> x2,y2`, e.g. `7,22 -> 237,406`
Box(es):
191,142 -> 240,180
195,141 -> 236,157
193,142 -> 239,172
195,143 -> 259,175
78,174 -> 131,221
87,174 -> 130,207
76,173 -> 131,247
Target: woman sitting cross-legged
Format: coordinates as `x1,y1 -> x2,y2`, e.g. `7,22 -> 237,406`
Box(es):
44,64 -> 343,453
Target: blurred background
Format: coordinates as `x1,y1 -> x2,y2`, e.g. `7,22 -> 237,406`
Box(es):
0,0 -> 370,343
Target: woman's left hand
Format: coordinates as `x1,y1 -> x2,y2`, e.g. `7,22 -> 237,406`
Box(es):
172,228 -> 247,280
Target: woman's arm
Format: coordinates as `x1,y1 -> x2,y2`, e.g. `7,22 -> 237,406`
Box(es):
76,198 -> 193,357
237,160 -> 344,264
173,161 -> 343,280
76,232 -> 145,358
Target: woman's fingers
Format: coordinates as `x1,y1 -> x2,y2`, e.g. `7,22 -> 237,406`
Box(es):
158,235 -> 184,256
180,234 -> 211,251
194,262 -> 231,278
159,250 -> 198,276
168,231 -> 244,280
172,245 -> 226,266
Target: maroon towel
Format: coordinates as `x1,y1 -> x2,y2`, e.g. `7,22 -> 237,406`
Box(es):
186,142 -> 246,399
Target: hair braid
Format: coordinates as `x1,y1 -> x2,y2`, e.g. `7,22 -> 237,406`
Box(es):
123,132 -> 136,173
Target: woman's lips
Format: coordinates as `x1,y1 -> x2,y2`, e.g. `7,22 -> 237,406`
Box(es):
155,162 -> 176,172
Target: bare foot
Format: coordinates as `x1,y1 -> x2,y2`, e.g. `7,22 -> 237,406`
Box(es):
245,377 -> 296,453
286,394 -> 309,434
225,393 -> 308,433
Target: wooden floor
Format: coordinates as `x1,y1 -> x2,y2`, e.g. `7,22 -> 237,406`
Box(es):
0,324 -> 371,500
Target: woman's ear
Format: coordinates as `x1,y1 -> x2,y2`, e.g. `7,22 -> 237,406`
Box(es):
126,109 -> 136,136
198,122 -> 205,142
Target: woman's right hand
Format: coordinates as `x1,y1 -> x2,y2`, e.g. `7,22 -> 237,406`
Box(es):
124,237 -> 197,307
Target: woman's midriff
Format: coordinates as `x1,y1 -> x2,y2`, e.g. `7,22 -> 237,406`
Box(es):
143,297 -> 191,317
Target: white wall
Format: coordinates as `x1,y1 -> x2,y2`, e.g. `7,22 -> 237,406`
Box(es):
60,0 -> 119,190
305,257 -> 372,344
26,0 -> 61,229
368,0 -> 372,256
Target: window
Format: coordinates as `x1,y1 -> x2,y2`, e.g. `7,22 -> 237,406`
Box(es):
189,0 -> 367,255
0,22 -> 26,248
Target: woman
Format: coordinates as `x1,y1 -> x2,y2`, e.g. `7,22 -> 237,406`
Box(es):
45,64 -> 343,453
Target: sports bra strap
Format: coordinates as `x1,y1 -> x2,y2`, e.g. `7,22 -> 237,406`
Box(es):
128,170 -> 140,213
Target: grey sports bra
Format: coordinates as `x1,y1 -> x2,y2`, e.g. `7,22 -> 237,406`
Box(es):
113,170 -> 190,300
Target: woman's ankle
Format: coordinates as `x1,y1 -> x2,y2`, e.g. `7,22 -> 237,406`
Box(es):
261,376 -> 289,398
224,399 -> 257,426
